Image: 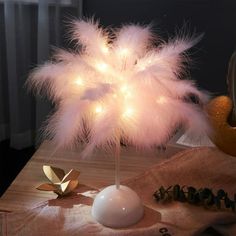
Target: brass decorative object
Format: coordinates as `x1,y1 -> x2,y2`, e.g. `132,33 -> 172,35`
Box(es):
37,165 -> 80,196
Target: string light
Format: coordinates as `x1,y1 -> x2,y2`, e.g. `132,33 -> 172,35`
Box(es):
95,105 -> 103,114
118,48 -> 129,56
120,85 -> 129,93
28,19 -> 209,161
137,59 -> 153,72
120,84 -> 132,98
101,46 -> 109,54
123,107 -> 134,118
96,62 -> 108,72
74,77 -> 84,86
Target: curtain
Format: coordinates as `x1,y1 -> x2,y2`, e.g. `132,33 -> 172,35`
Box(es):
227,51 -> 236,124
0,0 -> 83,149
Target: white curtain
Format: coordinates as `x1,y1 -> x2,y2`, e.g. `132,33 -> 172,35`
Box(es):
0,0 -> 83,149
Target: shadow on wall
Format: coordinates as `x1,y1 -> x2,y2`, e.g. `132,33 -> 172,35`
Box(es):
83,0 -> 236,95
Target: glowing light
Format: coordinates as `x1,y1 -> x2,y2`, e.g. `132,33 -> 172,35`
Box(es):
95,105 -> 103,114
96,62 -> 108,72
138,59 -> 153,71
118,75 -> 125,81
74,77 -> 84,86
156,96 -> 167,104
123,107 -> 134,118
120,85 -> 129,93
139,65 -> 146,71
118,48 -> 129,56
120,85 -> 132,98
28,19 -> 209,161
101,46 -> 109,54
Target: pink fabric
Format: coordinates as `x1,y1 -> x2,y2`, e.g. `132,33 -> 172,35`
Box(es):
1,147 -> 236,235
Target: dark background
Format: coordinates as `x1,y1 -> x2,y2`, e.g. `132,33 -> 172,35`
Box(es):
82,0 -> 236,95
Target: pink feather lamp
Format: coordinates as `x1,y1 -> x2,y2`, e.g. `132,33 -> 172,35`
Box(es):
28,19 -> 210,228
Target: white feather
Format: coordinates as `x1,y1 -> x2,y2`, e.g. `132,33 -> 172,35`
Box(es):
27,19 -> 210,157
53,48 -> 77,63
71,19 -> 108,56
81,83 -> 114,101
27,62 -> 64,101
113,24 -> 154,69
44,100 -> 90,148
114,24 -> 153,55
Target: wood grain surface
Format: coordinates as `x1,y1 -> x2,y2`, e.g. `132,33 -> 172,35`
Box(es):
0,141 -> 186,212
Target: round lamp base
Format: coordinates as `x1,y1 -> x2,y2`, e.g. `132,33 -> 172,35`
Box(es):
92,185 -> 144,228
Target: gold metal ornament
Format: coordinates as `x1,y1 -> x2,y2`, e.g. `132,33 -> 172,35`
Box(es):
37,165 -> 80,196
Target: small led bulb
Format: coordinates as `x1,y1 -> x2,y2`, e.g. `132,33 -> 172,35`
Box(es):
97,62 -> 108,72
101,46 -> 109,54
74,77 -> 84,86
95,105 -> 103,114
120,85 -> 128,93
118,48 -> 129,56
123,107 -> 133,118
120,85 -> 132,98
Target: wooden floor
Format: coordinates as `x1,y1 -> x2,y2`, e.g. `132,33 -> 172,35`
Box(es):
0,140 -> 35,196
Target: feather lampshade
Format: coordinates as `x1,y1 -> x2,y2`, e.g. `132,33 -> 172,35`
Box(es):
28,19 -> 210,228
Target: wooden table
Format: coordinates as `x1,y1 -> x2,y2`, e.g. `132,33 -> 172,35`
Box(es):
0,140 -> 186,212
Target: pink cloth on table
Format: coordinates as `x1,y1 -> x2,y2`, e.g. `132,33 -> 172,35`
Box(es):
1,147 -> 236,236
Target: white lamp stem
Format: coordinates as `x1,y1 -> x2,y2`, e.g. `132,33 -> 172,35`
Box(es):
115,142 -> 120,189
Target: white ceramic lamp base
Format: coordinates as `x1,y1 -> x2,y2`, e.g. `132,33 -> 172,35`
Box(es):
92,185 -> 144,228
